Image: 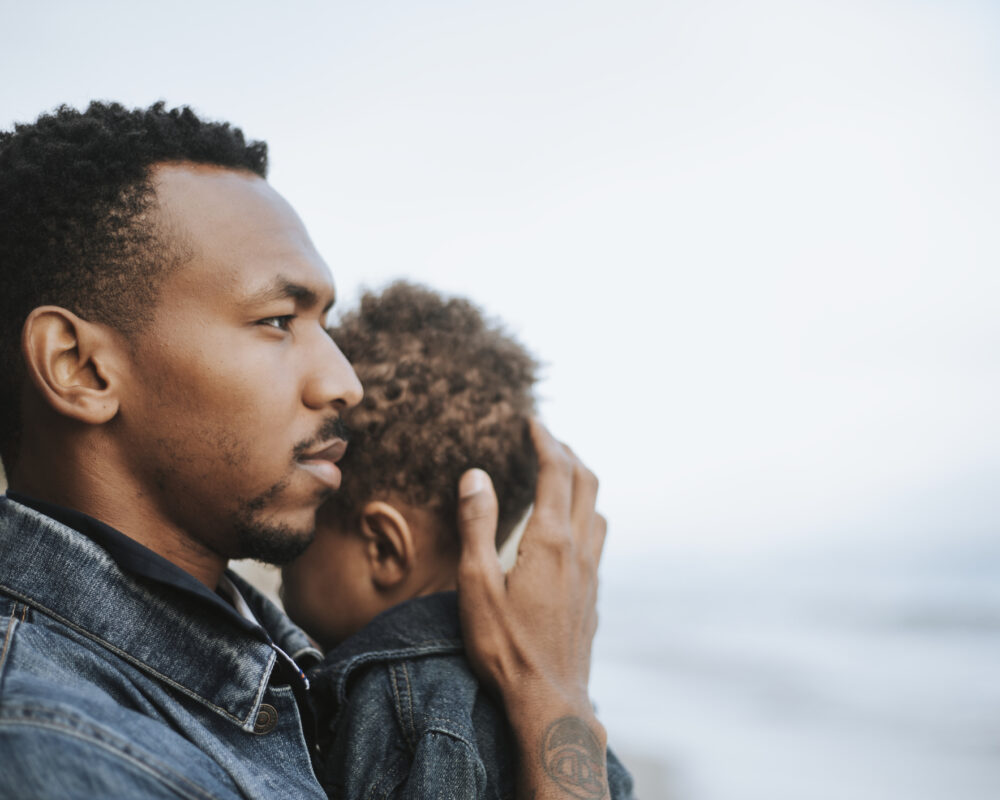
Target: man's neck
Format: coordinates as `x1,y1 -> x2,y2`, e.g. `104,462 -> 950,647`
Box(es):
11,446 -> 228,589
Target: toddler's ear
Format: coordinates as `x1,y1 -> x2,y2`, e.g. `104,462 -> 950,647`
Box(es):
359,501 -> 414,590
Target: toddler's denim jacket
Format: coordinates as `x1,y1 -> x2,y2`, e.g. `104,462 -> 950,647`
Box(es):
310,591 -> 636,800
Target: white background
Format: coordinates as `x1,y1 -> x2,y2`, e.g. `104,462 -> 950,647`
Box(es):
2,0 -> 996,561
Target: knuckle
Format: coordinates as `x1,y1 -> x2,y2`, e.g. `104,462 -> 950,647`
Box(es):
541,440 -> 574,474
557,446 -> 576,473
528,507 -> 563,537
535,428 -> 560,459
458,554 -> 489,583
537,532 -> 573,563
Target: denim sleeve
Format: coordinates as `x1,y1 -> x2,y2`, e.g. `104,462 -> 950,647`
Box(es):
396,729 -> 488,799
0,713 -> 240,800
607,746 -> 637,800
404,735 -> 631,800
321,726 -> 488,800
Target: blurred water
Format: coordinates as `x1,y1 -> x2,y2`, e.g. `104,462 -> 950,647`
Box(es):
592,550 -> 1000,800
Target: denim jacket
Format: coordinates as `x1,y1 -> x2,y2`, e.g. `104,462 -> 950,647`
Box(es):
310,591 -> 635,800
0,495 -> 328,799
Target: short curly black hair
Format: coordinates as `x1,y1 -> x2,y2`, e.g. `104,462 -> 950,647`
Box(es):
0,101 -> 268,467
325,281 -> 540,549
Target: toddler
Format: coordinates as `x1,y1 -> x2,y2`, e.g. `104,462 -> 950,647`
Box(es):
282,281 -> 633,799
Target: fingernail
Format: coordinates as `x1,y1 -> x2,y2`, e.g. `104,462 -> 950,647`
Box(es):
460,468 -> 489,497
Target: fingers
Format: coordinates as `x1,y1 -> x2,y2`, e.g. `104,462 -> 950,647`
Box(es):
530,420 -> 602,557
529,418 -> 573,523
456,468 -> 504,593
591,512 -> 608,565
569,457 -> 600,538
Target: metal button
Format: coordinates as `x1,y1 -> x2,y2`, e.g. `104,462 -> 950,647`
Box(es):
253,703 -> 278,734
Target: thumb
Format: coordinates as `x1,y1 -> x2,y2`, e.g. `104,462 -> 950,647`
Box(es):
457,468 -> 503,585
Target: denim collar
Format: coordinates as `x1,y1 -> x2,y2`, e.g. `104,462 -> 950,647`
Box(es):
314,591 -> 465,707
0,495 -> 321,731
7,490 -> 265,635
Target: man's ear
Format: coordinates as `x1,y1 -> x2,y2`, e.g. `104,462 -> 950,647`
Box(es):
21,306 -> 123,425
359,500 -> 415,591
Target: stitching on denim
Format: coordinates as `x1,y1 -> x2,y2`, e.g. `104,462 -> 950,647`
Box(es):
332,641 -> 464,702
0,584 -> 258,726
0,713 -> 222,800
400,662 -> 417,748
0,604 -> 18,676
244,649 -> 278,731
388,664 -> 416,753
414,730 -> 486,793
421,716 -> 477,748
19,604 -> 28,622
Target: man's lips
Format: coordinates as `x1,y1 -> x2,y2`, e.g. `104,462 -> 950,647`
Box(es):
300,438 -> 348,462
296,438 -> 348,490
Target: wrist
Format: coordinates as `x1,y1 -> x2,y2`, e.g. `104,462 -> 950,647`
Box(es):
501,679 -> 606,748
507,699 -> 610,800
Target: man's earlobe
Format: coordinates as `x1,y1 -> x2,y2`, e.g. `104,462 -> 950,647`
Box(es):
359,501 -> 414,590
21,306 -> 123,425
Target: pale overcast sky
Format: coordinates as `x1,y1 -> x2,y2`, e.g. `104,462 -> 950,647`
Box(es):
2,0 -> 997,561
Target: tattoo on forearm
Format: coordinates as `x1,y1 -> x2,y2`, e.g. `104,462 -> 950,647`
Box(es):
540,716 -> 607,799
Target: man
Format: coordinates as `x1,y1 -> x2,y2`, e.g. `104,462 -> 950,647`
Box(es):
0,102 -> 608,799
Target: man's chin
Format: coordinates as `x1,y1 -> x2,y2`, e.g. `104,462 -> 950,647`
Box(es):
233,518 -> 316,565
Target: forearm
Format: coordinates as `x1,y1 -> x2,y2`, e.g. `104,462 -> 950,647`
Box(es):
505,687 -> 609,800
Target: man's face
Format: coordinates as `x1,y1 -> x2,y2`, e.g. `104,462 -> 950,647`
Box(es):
119,164 -> 362,563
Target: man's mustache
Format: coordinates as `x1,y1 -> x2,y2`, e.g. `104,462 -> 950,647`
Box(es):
293,417 -> 353,458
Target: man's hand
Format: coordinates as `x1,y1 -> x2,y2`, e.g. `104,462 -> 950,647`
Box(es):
457,419 -> 609,799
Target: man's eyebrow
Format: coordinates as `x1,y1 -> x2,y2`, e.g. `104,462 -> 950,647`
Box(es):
245,277 -> 335,310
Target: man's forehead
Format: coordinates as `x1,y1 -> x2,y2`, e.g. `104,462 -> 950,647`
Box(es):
150,162 -> 335,305
151,162 -> 293,230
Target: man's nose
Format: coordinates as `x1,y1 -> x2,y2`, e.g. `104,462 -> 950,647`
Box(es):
302,330 -> 363,411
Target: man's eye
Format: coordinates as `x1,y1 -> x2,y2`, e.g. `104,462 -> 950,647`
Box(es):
259,315 -> 295,331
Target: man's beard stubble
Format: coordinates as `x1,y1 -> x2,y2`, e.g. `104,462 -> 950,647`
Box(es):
232,509 -> 318,565
231,474 -> 327,565
232,415 -> 352,565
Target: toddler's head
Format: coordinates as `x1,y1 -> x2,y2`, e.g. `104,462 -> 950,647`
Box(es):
282,281 -> 538,648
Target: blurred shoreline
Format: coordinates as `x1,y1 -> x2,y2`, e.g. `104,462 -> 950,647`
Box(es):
587,548 -> 1000,800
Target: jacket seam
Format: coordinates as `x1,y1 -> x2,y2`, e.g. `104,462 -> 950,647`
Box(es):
420,717 -> 478,749
331,642 -> 464,701
0,714 -> 223,800
417,731 -> 487,795
0,583 -> 268,728
0,604 -> 19,678
400,662 -> 417,750
388,663 -> 417,753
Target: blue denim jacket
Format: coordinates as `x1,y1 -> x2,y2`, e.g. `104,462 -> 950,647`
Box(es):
0,495 -> 328,799
310,591 -> 635,800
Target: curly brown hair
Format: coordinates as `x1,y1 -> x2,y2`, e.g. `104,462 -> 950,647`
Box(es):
326,281 -> 540,549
